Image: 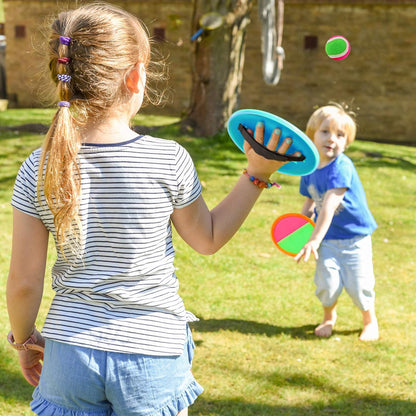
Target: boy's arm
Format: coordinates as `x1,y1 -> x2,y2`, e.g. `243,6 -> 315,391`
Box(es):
300,197 -> 315,218
295,187 -> 347,262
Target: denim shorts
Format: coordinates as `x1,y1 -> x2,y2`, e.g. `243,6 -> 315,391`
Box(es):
30,325 -> 203,416
314,235 -> 375,310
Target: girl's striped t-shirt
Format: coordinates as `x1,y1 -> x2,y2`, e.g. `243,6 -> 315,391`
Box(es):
11,135 -> 202,356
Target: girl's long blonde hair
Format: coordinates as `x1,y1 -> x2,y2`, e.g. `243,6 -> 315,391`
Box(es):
38,2 -> 165,255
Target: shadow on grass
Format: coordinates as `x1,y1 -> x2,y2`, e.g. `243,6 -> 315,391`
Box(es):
192,318 -> 360,340
194,361 -> 415,415
352,151 -> 416,172
3,122 -> 416,177
173,127 -> 416,176
192,395 -> 416,416
162,125 -> 416,179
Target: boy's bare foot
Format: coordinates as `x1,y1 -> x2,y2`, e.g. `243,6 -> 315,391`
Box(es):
315,306 -> 337,338
314,319 -> 336,338
360,309 -> 378,341
359,321 -> 379,341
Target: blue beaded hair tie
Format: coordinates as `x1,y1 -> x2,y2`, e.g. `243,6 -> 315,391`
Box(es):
57,74 -> 71,82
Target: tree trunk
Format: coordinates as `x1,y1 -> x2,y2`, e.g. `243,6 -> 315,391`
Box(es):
183,0 -> 253,136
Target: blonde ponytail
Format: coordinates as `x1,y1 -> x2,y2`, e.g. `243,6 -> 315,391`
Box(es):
38,105 -> 82,255
38,33 -> 82,256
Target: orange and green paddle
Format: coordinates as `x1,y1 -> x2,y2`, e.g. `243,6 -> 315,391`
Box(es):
271,213 -> 315,256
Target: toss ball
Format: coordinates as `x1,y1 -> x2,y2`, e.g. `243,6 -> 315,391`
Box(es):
325,36 -> 350,60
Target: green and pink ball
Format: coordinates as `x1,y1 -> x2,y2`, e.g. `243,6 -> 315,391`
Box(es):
325,36 -> 351,60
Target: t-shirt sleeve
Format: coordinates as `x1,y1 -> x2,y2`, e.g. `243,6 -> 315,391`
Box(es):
299,176 -> 311,198
11,152 -> 41,219
173,144 -> 202,208
327,157 -> 354,190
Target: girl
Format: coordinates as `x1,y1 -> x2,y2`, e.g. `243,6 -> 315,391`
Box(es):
6,3 -> 295,415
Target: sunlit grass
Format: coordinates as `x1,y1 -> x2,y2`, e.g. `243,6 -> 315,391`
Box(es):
0,110 -> 415,415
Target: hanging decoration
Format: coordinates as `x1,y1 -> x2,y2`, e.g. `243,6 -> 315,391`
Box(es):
258,0 -> 285,85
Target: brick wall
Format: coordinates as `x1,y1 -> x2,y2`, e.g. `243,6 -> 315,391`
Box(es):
241,1 -> 416,143
3,0 -> 193,112
3,0 -> 416,143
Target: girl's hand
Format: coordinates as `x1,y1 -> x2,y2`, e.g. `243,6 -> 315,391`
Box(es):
244,122 -> 300,180
13,328 -> 45,386
18,348 -> 44,386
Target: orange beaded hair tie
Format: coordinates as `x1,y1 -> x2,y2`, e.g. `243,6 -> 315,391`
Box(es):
243,169 -> 281,189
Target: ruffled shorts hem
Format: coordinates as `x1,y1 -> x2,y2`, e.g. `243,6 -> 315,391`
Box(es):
31,379 -> 203,416
31,388 -> 109,416
159,379 -> 204,416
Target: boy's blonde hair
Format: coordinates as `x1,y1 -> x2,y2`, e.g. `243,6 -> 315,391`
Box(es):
305,103 -> 357,147
37,3 -> 165,256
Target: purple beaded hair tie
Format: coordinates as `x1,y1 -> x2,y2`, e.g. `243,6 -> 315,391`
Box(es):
59,36 -> 71,46
58,101 -> 70,108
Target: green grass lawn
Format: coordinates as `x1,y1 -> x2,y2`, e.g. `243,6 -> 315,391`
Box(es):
0,109 -> 415,415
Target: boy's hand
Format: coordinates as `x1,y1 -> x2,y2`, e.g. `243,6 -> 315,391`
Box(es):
295,240 -> 320,263
295,188 -> 347,263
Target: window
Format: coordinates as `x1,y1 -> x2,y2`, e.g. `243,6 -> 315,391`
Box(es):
304,35 -> 318,50
153,27 -> 165,42
15,25 -> 26,38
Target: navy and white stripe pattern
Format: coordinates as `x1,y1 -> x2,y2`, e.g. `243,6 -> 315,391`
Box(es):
11,135 -> 202,355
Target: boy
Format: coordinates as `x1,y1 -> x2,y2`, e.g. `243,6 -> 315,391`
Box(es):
295,104 -> 378,341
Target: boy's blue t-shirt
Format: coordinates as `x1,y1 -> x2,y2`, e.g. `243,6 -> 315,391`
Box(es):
299,153 -> 377,240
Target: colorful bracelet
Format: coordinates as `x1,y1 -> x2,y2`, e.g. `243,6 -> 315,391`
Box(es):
243,169 -> 281,189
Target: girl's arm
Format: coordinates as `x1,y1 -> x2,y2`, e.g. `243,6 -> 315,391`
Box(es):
294,187 -> 347,263
171,124 -> 296,255
7,208 -> 49,386
7,208 -> 48,343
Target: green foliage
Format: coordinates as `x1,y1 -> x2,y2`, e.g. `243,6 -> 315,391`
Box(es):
0,111 -> 415,415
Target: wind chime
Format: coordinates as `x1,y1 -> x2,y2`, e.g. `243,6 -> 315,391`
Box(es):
259,0 -> 285,85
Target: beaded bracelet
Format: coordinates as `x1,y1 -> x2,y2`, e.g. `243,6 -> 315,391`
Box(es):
243,169 -> 281,189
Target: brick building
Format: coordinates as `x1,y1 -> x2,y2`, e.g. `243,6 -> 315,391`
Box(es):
3,0 -> 416,143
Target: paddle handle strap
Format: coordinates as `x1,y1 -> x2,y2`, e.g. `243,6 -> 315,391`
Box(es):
238,123 -> 305,162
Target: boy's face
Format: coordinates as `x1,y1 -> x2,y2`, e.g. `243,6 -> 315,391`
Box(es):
314,116 -> 348,167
